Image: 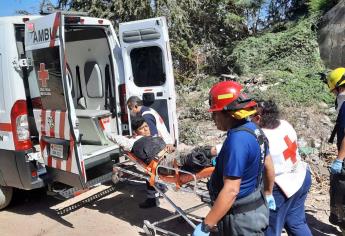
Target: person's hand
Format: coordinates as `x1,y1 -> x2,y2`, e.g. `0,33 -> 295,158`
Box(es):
192,223 -> 210,236
166,144 -> 176,153
330,159 -> 343,174
265,194 -> 276,210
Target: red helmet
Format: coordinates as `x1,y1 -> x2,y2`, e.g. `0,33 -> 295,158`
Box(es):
208,81 -> 257,112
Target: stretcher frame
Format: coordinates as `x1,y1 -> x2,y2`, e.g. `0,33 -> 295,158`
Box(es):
111,151 -> 214,236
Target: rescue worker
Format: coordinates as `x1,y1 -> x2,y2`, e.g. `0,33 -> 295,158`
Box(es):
127,97 -> 174,208
193,81 -> 275,236
327,68 -> 345,233
127,96 -> 175,151
253,100 -> 312,236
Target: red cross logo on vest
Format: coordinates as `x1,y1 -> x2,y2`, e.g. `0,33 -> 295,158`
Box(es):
38,63 -> 49,87
283,135 -> 297,164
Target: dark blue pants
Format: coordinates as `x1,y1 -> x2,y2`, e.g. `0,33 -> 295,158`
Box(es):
265,169 -> 312,236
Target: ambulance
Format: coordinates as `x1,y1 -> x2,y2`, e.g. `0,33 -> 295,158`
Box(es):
0,12 -> 178,209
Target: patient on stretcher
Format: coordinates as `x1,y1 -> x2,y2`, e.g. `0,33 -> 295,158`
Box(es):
107,116 -> 219,174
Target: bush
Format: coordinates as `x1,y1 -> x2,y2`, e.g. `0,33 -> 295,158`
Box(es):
229,15 -> 333,106
308,0 -> 338,13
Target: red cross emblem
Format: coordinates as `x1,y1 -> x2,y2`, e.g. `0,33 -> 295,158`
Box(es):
38,63 -> 49,87
283,135 -> 297,164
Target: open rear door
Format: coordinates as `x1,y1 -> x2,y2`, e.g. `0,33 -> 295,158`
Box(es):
25,13 -> 86,188
119,17 -> 178,144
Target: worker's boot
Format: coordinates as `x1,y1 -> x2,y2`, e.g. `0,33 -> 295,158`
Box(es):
139,198 -> 160,208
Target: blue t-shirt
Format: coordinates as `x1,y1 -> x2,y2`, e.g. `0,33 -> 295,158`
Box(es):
337,102 -> 345,150
210,121 -> 264,199
140,106 -> 158,136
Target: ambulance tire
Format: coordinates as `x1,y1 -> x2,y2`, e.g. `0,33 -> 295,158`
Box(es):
0,186 -> 13,210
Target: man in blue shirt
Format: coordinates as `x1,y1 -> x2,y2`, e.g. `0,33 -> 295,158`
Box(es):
127,96 -> 174,208
327,68 -> 345,233
127,96 -> 174,150
193,81 -> 275,236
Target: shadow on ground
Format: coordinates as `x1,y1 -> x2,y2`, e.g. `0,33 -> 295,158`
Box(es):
87,181 -> 199,235
6,182 -> 343,236
5,188 -> 73,228
306,210 -> 342,236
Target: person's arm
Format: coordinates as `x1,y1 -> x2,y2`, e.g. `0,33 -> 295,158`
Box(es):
337,134 -> 345,161
107,134 -> 137,151
203,177 -> 240,227
331,108 -> 345,174
331,134 -> 345,174
263,154 -> 275,195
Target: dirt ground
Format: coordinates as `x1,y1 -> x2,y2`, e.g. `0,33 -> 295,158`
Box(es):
0,180 -> 209,236
0,177 -> 343,236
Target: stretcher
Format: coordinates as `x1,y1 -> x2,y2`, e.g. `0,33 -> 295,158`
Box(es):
111,151 -> 215,236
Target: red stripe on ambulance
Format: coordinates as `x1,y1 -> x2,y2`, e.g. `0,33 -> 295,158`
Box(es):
41,110 -> 46,136
0,123 -> 12,132
59,111 -> 65,139
49,12 -> 61,48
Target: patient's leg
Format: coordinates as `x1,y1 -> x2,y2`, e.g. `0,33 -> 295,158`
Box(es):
157,153 -> 176,175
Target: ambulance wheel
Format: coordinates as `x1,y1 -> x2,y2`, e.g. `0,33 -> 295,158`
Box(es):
0,186 -> 13,210
143,220 -> 156,236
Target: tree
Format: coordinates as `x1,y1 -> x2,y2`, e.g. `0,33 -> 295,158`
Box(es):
56,0 -> 248,78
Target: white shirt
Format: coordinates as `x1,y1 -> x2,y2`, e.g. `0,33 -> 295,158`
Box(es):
107,134 -> 142,151
262,120 -> 307,198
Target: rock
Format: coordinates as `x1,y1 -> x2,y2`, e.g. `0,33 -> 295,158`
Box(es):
220,74 -> 237,80
311,138 -> 322,148
318,102 -> 329,109
318,165 -> 330,176
298,137 -> 308,148
320,115 -> 332,125
259,85 -> 269,91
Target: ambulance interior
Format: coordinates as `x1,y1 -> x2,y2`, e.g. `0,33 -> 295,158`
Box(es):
16,25 -> 120,171
64,26 -> 120,168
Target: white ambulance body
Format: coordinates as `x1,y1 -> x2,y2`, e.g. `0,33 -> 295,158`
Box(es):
0,13 -> 178,209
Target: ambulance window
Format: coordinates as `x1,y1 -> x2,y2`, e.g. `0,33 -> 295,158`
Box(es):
31,47 -> 67,110
130,46 -> 166,87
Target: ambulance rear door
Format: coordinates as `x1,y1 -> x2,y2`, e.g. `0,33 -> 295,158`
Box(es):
25,13 -> 86,188
119,17 -> 178,144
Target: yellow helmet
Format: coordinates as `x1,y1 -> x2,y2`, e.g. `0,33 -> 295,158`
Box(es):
327,67 -> 345,91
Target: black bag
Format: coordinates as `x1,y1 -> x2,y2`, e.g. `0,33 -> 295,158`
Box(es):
181,146 -> 213,173
131,136 -> 166,164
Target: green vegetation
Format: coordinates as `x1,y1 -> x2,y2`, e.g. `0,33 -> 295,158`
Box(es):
229,16 -> 334,106
308,0 -> 336,13
53,0 -> 338,107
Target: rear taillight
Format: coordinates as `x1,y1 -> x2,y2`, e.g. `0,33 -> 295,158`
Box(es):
118,84 -> 129,135
11,100 -> 32,151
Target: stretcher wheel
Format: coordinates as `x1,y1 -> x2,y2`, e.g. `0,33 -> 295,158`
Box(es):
111,166 -> 122,184
143,220 -> 156,236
